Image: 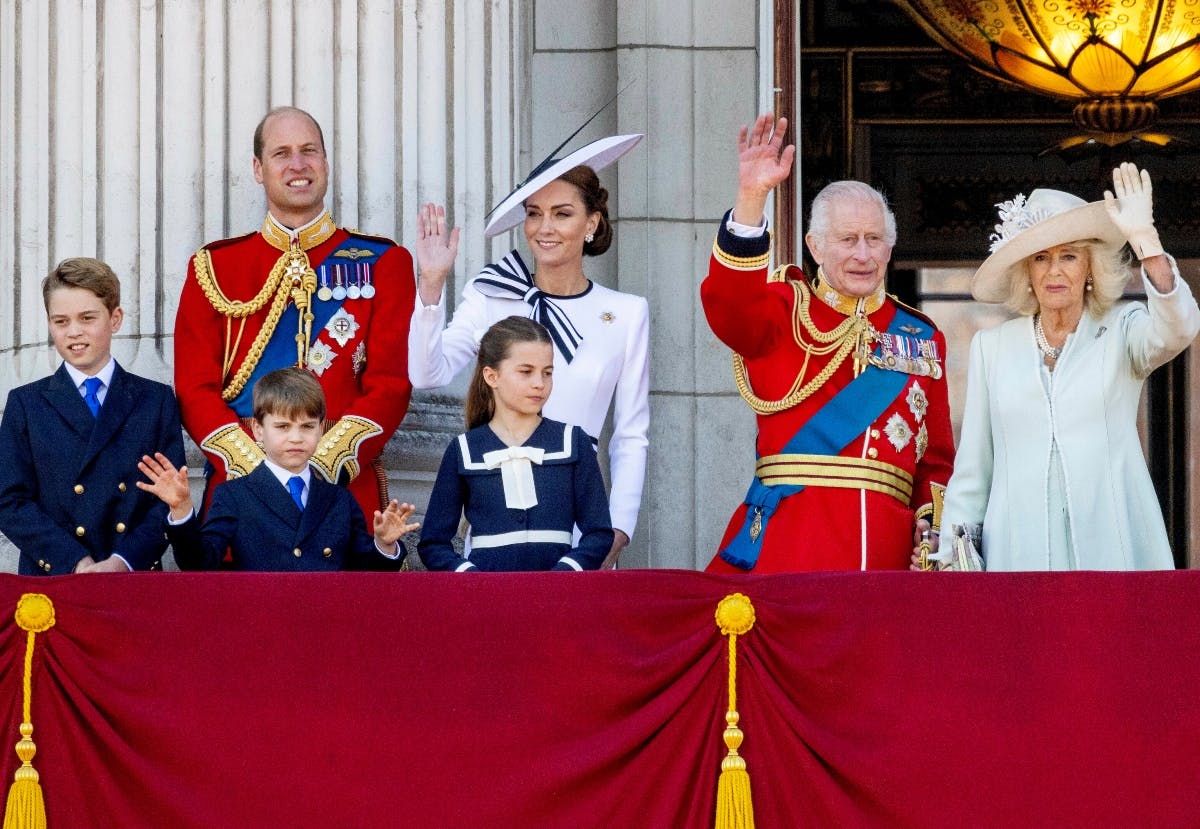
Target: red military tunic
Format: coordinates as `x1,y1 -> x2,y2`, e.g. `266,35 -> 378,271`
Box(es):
174,211 -> 415,520
701,215 -> 954,572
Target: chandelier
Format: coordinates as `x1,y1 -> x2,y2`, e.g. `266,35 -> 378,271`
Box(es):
892,0 -> 1200,145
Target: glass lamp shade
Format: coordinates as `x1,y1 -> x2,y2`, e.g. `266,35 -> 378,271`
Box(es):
892,0 -> 1200,134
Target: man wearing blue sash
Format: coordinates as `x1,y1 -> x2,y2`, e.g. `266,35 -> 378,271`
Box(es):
703,114 -> 955,572
174,107 -> 417,526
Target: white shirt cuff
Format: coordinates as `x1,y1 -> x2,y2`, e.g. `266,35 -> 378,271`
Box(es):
725,214 -> 768,238
167,508 -> 195,526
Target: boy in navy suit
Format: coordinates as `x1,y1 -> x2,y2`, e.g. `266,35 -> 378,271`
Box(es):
138,367 -> 419,571
0,258 -> 185,574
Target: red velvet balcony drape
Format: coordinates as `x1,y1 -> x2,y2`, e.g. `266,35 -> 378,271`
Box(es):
0,571 -> 1197,828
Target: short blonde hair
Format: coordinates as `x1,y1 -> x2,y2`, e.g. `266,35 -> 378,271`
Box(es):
1002,240 -> 1130,318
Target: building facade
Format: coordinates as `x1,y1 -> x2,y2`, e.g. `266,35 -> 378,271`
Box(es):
0,0 -> 777,570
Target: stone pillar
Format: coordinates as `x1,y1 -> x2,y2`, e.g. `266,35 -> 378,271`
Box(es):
615,0 -> 765,568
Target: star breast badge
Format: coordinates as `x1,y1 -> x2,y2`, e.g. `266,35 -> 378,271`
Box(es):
307,341 -> 336,376
325,309 -> 360,348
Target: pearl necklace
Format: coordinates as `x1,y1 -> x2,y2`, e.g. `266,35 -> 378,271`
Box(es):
1033,314 -> 1062,361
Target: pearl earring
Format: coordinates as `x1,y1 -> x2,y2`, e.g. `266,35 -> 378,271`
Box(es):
1086,276 -> 1094,292
585,233 -> 595,243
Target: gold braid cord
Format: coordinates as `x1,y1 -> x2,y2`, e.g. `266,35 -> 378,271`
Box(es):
192,248 -> 312,402
714,593 -> 756,829
733,278 -> 873,414
309,416 -> 384,483
200,423 -> 266,478
4,593 -> 55,829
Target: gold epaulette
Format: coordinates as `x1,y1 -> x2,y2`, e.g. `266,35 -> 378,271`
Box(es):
200,423 -> 265,478
309,415 -> 384,483
766,264 -> 794,284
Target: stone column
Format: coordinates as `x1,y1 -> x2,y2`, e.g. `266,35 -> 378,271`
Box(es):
615,0 -> 765,568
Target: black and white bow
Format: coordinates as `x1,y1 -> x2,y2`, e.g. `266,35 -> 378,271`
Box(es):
473,250 -> 584,363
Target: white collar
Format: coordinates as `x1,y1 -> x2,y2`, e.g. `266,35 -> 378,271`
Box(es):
63,357 -> 117,391
262,457 -> 312,489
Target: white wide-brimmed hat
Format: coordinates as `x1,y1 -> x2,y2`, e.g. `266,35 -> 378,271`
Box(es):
972,188 -> 1127,303
483,133 -> 644,238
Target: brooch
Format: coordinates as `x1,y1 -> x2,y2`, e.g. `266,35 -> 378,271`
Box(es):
352,342 -> 367,377
599,311 -> 615,324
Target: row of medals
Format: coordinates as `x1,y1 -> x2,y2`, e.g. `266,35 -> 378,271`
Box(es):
315,262 -> 376,302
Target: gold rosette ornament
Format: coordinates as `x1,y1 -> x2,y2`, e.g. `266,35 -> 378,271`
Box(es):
714,593 -> 756,829
4,593 -> 56,829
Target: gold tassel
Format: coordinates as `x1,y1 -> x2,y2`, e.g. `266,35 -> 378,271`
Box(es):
3,594 -> 56,829
714,593 -> 756,829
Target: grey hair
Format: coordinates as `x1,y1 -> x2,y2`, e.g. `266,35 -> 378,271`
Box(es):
808,180 -> 898,247
1003,239 -> 1131,317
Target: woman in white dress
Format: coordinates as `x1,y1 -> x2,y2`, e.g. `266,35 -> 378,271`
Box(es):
410,135 -> 649,567
936,163 -> 1200,570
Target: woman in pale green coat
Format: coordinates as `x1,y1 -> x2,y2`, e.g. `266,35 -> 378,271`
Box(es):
938,163 -> 1200,570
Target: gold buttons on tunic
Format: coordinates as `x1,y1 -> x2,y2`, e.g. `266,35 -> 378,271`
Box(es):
870,429 -> 880,440
118,482 -> 127,492
75,526 -> 86,537
115,523 -> 126,533
41,562 -> 51,572
867,447 -> 879,459
74,484 -> 85,495
323,548 -> 332,558
293,548 -> 303,557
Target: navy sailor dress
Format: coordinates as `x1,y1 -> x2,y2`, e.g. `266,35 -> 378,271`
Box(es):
418,418 -> 614,571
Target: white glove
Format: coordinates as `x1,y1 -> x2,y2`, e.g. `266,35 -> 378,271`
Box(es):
1104,162 -> 1164,260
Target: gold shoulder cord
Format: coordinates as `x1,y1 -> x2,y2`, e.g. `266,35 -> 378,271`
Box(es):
732,276 -> 871,414
192,249 -> 295,402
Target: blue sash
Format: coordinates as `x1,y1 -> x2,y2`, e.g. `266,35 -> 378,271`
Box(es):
228,235 -> 391,416
719,305 -> 924,570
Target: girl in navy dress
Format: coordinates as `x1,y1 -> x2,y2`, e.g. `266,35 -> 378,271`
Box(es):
418,317 -> 614,571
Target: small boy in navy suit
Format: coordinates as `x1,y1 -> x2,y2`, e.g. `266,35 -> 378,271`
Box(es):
0,258 -> 185,574
138,367 -> 419,571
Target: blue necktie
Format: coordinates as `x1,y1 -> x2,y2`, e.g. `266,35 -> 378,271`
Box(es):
82,377 -> 103,418
287,476 -> 305,511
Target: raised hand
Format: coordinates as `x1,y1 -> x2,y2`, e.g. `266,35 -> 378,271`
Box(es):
373,499 -> 421,547
414,202 -> 461,305
733,113 -> 796,226
1103,162 -> 1163,260
136,452 -> 193,520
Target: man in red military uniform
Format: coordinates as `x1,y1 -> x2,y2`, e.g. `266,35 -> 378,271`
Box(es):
174,107 -> 415,521
703,113 -> 954,572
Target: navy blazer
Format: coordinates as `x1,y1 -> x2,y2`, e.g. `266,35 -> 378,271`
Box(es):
168,462 -> 401,571
0,362 -> 185,574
